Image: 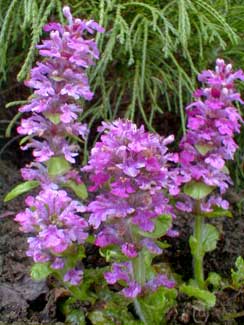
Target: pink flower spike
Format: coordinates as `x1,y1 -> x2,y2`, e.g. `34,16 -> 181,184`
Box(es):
177,59 -> 243,213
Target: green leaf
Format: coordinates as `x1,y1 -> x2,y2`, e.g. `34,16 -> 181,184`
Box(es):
45,112 -> 60,124
221,165 -> 230,175
19,135 -> 31,145
202,224 -> 219,253
195,144 -> 213,155
89,309 -> 140,325
155,240 -> 170,249
64,246 -> 86,268
231,256 -> 244,288
180,284 -> 216,308
69,284 -> 96,304
206,272 -> 222,289
99,245 -> 124,262
135,214 -> 172,239
66,310 -> 86,325
137,287 -> 177,324
88,293 -> 142,324
189,235 -> 198,256
183,181 -> 214,200
68,133 -> 84,144
133,250 -> 155,284
31,262 -> 52,281
4,180 -> 39,202
50,75 -> 66,82
77,245 -> 86,260
235,256 -> 244,271
88,311 -> 114,325
65,181 -> 88,200
88,291 -> 142,324
190,224 -> 219,256
47,156 -> 70,176
203,207 -> 232,218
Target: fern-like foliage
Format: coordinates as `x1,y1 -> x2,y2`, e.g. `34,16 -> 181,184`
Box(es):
0,0 -> 243,137
0,0 -> 63,81
74,0 -> 239,132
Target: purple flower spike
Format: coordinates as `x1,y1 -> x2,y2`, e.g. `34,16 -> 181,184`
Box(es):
85,119 -> 179,234
178,59 -> 243,212
18,7 -> 103,163
15,188 -> 88,283
85,119 -> 179,297
15,7 -> 102,288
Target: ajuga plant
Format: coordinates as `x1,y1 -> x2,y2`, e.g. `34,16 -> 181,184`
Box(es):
83,119 -> 179,323
176,59 -> 244,308
5,5 -> 104,287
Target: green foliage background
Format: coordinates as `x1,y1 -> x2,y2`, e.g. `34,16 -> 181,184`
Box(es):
1,0 -> 244,185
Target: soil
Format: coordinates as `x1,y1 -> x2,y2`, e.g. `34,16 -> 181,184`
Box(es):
1,157 -> 244,325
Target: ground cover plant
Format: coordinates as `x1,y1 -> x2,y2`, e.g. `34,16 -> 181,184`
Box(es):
2,4 -> 244,324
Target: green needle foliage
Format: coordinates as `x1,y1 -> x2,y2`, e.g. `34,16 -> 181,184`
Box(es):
83,0 -> 239,132
1,1 -> 244,160
1,0 -> 240,127
0,0 -> 65,81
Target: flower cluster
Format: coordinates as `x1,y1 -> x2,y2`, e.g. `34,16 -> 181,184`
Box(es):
15,189 -> 88,285
177,59 -> 244,212
14,7 -> 103,285
18,6 -> 103,164
84,119 -> 178,297
104,262 -> 175,298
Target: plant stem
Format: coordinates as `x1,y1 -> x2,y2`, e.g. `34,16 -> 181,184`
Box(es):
132,251 -> 148,324
134,298 -> 148,324
193,213 -> 205,289
137,250 -> 146,285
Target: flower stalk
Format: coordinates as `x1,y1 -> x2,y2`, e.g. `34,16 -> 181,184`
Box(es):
193,213 -> 205,289
134,298 -> 148,324
132,251 -> 149,324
